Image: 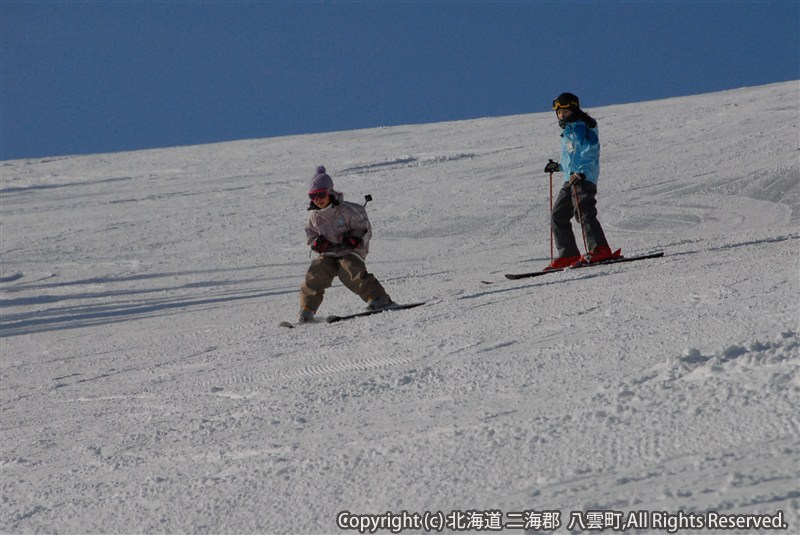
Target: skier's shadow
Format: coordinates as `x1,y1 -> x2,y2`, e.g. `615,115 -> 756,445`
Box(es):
0,267 -> 298,337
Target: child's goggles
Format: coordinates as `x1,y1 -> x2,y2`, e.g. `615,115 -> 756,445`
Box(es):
308,189 -> 329,200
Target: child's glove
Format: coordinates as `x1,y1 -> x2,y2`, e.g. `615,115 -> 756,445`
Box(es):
311,236 -> 332,253
569,173 -> 586,187
544,160 -> 561,173
341,231 -> 362,250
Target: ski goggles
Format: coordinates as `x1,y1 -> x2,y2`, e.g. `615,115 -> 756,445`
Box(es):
308,189 -> 329,200
553,99 -> 579,110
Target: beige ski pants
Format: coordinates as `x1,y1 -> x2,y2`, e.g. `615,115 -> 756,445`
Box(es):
300,254 -> 388,313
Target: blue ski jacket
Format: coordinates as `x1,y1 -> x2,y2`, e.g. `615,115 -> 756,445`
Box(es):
560,118 -> 600,185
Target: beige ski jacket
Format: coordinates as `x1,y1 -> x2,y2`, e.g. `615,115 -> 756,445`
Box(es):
305,192 -> 371,261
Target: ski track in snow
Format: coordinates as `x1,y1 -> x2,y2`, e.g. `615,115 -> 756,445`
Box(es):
1,82 -> 799,534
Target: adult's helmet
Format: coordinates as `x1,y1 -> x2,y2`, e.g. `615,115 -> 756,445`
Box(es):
553,92 -> 580,111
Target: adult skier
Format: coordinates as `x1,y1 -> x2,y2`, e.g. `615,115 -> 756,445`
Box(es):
543,92 -> 615,270
297,166 -> 394,323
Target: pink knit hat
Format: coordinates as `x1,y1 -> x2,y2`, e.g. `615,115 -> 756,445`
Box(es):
308,166 -> 334,193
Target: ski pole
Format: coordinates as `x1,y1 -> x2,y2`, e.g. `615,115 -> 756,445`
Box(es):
549,171 -> 554,264
572,185 -> 589,255
363,194 -> 372,208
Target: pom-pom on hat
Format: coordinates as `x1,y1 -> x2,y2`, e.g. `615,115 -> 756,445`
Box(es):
309,165 -> 334,193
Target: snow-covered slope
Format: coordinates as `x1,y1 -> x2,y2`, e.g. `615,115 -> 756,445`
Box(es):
1,81 -> 798,534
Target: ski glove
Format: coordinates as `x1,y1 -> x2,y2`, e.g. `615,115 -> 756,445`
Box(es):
311,236 -> 332,253
341,231 -> 362,250
569,173 -> 586,187
544,160 -> 561,174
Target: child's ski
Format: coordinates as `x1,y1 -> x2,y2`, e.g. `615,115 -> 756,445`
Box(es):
326,302 -> 426,323
278,318 -> 322,329
491,251 -> 665,283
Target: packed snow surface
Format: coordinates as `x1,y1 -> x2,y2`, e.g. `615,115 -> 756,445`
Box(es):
1,81 -> 798,534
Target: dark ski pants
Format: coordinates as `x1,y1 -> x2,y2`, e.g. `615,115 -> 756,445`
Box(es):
551,182 -> 608,258
300,254 -> 389,313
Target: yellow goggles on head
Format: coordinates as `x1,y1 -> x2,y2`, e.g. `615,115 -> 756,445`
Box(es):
553,99 -> 579,110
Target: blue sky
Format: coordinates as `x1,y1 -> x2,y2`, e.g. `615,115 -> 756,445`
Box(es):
2,1 -> 798,160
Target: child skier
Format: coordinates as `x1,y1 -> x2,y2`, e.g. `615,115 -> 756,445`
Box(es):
543,92 -> 615,270
297,166 -> 394,323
